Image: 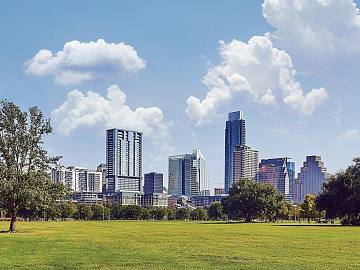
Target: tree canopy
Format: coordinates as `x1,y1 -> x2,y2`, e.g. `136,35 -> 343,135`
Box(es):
316,158 -> 360,225
0,101 -> 67,232
223,178 -> 286,222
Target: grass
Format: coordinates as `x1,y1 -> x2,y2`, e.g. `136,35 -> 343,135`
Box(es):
0,221 -> 359,269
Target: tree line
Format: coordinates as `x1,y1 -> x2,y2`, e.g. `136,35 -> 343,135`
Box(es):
1,101 -> 360,232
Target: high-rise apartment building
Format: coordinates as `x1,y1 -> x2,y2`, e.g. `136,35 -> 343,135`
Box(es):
233,145 -> 259,182
298,155 -> 328,202
144,172 -> 164,194
51,165 -> 102,193
97,163 -> 107,193
106,129 -> 142,194
258,158 -> 290,199
168,149 -> 209,197
224,111 -> 246,193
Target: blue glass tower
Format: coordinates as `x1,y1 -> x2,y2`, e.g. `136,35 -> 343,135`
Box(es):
224,111 -> 246,193
287,161 -> 296,202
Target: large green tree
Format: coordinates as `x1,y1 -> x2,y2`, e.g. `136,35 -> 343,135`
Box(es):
316,158 -> 360,225
223,178 -> 286,222
0,101 -> 67,232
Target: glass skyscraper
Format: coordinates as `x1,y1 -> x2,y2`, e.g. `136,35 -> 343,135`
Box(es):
106,128 -> 142,195
258,157 -> 290,199
168,149 -> 209,197
144,172 -> 164,194
224,111 -> 246,193
287,161 -> 296,202
298,155 -> 328,202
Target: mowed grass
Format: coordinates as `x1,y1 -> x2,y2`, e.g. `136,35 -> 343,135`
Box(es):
0,221 -> 359,270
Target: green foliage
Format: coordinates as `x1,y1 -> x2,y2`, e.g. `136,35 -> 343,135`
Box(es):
191,208 -> 208,221
175,208 -> 191,220
166,207 -> 175,220
316,158 -> 360,225
123,205 -> 143,220
150,207 -> 167,220
74,204 -> 93,220
59,202 -> 77,220
223,178 -> 286,222
207,202 -> 223,220
300,194 -> 319,222
91,204 -> 110,220
0,101 -> 67,232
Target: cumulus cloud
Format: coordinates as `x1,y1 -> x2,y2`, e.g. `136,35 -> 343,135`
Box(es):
26,39 -> 145,84
338,129 -> 360,141
262,0 -> 360,69
51,84 -> 173,155
186,36 -> 328,125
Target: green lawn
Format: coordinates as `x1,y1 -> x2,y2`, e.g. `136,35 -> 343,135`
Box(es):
0,221 -> 359,270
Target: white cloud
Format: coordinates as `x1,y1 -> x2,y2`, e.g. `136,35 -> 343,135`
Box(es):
26,39 -> 146,85
51,84 -> 174,158
338,129 -> 360,141
186,36 -> 328,125
262,0 -> 360,69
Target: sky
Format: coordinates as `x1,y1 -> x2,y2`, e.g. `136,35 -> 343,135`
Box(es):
1,0 -> 360,191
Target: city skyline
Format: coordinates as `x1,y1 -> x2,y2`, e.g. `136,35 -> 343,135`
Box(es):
2,0 -> 360,192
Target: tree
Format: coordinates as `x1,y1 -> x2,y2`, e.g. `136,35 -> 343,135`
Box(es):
74,204 -> 93,220
175,208 -> 191,220
123,205 -> 143,220
300,194 -> 318,223
223,179 -> 286,222
150,207 -> 167,220
191,208 -> 208,221
92,204 -> 108,220
60,202 -> 77,220
208,202 -> 223,221
0,101 -> 67,232
166,207 -> 175,220
316,158 -> 360,225
141,208 -> 151,220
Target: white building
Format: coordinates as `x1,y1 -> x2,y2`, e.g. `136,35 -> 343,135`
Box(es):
51,166 -> 102,193
232,145 -> 259,182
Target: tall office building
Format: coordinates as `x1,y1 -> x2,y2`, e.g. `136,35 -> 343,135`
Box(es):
298,155 -> 328,202
287,161 -> 296,202
168,149 -> 209,197
258,158 -> 290,199
144,172 -> 164,194
106,129 -> 142,194
224,111 -> 246,193
233,145 -> 259,182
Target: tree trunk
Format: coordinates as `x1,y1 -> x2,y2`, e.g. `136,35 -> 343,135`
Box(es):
9,211 -> 17,233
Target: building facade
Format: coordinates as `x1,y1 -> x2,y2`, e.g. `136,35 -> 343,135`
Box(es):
287,161 -> 296,203
298,156 -> 328,202
258,158 -> 290,199
144,172 -> 164,194
233,145 -> 259,182
224,111 -> 246,193
168,149 -> 209,197
106,129 -> 142,194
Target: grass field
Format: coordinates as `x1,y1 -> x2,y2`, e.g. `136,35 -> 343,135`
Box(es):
0,221 -> 359,270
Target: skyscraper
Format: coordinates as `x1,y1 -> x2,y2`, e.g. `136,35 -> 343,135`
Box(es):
287,161 -> 296,202
168,149 -> 209,197
298,155 -> 328,202
224,111 -> 246,193
106,129 -> 142,194
144,172 -> 164,194
232,145 -> 259,182
258,158 -> 290,199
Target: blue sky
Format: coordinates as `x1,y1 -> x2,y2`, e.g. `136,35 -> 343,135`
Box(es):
1,0 -> 360,190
